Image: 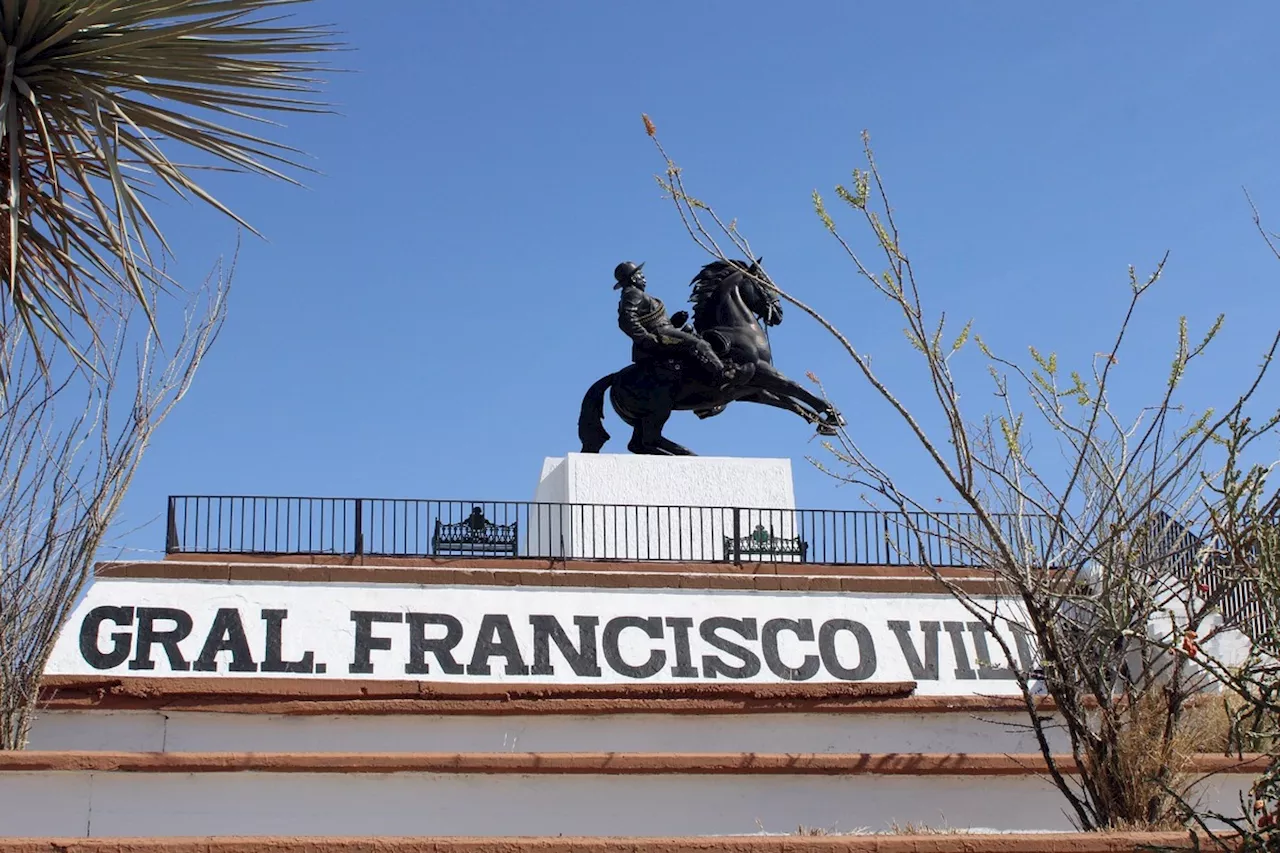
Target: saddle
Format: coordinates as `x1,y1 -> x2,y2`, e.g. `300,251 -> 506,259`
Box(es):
702,329 -> 731,355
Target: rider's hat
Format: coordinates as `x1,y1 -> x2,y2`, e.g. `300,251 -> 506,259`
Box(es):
613,260 -> 645,288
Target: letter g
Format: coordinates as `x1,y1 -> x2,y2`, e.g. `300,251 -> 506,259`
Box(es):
79,606 -> 135,670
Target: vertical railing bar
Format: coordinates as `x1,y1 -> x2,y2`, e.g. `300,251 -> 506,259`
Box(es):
737,504 -> 747,563
354,498 -> 364,556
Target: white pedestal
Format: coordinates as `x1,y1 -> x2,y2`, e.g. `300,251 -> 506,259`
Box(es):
529,454 -> 801,562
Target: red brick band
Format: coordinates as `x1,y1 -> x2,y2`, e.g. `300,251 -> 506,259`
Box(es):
0,750 -> 1265,776
97,559 -> 1003,595
33,677 -> 1069,717
0,831 -> 1222,853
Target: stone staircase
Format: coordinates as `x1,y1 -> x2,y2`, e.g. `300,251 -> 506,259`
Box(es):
11,553 -> 1258,844
9,456 -> 1263,848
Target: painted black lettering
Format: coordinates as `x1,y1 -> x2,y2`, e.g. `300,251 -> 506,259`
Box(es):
664,616 -> 699,678
760,618 -> 818,681
699,617 -> 760,679
602,616 -> 665,679
193,609 -> 258,673
257,609 -> 313,673
79,606 -> 134,670
887,620 -> 940,680
349,611 -> 402,674
967,622 -> 1016,680
467,614 -> 529,676
942,621 -> 977,679
530,615 -> 601,677
405,612 -> 465,675
818,619 -> 876,681
1011,622 -> 1038,674
129,607 -> 193,672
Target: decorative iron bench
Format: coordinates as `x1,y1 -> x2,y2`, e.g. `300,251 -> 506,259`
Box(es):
724,523 -> 808,562
432,509 -> 518,556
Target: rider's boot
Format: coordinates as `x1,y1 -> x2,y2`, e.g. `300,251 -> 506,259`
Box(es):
694,342 -> 735,387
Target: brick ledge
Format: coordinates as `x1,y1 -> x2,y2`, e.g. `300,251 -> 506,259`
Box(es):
0,750 -> 1265,775
97,558 -> 1003,594
0,832 -> 1226,853
43,676 -> 980,715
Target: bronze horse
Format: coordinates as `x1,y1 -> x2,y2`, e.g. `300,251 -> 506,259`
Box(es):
578,260 -> 844,455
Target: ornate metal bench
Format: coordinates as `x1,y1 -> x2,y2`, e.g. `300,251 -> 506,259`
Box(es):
724,523 -> 808,562
432,508 -> 518,556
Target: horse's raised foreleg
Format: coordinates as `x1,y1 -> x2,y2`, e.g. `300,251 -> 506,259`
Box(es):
750,364 -> 846,432
736,388 -> 824,425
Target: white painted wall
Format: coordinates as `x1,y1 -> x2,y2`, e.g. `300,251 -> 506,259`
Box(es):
0,769 -> 1252,837
47,580 -> 1032,695
28,709 -> 1072,754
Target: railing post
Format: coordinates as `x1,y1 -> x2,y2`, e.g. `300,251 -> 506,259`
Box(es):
354,499 -> 365,555
165,497 -> 179,554
731,507 -> 741,564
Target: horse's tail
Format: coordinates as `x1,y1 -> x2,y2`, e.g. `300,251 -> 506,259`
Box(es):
578,372 -> 618,453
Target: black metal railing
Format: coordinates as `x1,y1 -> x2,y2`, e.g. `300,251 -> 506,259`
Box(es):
165,495 -> 1055,566
163,495 -> 1272,640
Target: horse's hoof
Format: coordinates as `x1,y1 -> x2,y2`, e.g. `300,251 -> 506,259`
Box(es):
816,423 -> 839,436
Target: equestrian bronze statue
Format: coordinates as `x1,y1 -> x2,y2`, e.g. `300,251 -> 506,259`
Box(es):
578,259 -> 845,455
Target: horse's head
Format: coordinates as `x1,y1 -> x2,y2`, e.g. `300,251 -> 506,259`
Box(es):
690,258 -> 783,330
735,258 -> 783,327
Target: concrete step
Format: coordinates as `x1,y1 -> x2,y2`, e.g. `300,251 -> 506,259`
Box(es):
0,751 -> 1260,838
29,708 -> 1069,754
37,678 -> 1068,755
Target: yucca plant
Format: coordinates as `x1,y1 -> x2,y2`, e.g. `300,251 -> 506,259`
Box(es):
0,0 -> 333,370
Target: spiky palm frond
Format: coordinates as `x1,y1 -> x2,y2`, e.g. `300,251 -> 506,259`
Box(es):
0,0 -> 334,369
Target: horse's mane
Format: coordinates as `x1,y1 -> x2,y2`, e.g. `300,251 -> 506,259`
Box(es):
689,259 -> 753,328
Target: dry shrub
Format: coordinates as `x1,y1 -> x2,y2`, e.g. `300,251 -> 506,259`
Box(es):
886,821 -> 965,835
792,826 -> 833,836
1179,693 -> 1280,754
1085,690 -> 1264,830
789,825 -> 867,837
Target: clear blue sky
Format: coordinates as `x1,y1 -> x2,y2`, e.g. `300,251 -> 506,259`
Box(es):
110,1 -> 1280,558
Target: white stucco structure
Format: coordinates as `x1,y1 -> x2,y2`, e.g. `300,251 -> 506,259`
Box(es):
530,453 -> 799,560
534,454 -> 796,508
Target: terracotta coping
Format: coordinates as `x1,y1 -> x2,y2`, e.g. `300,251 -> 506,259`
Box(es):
37,677 -> 1065,716
158,551 -> 995,577
0,751 -> 1265,776
96,559 -> 1005,595
0,831 -> 1224,853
